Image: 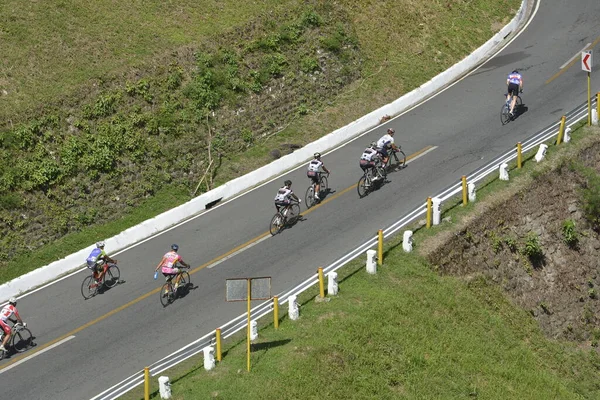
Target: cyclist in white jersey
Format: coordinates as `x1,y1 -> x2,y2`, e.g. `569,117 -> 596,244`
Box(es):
306,152 -> 331,201
359,142 -> 381,183
0,297 -> 25,352
376,128 -> 399,165
506,70 -> 523,116
274,180 -> 301,213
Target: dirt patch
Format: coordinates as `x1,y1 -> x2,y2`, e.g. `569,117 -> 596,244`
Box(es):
422,130 -> 600,344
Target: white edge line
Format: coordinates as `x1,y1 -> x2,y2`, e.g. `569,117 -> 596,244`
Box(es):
0,335 -> 75,375
560,43 -> 591,69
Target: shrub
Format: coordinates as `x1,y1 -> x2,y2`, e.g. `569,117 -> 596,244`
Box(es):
301,56 -> 320,73
562,219 -> 579,248
503,236 -> 518,252
301,10 -> 323,27
581,173 -> 600,231
521,232 -> 543,260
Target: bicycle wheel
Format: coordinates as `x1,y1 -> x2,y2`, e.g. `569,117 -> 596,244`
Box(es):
305,186 -> 316,209
500,104 -> 511,125
393,150 -> 406,170
104,264 -> 120,288
287,203 -> 301,223
160,282 -> 173,307
12,327 -> 33,353
177,271 -> 191,294
81,275 -> 97,299
319,175 -> 329,195
0,346 -> 5,360
269,212 -> 284,236
357,175 -> 369,198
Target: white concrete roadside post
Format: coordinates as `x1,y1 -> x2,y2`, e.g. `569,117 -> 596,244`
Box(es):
499,163 -> 509,181
250,320 -> 258,341
564,127 -> 572,143
288,295 -> 299,320
535,144 -> 548,162
158,376 -> 172,399
432,197 -> 441,226
402,231 -> 413,252
366,249 -> 377,274
203,346 -> 215,371
468,182 -> 476,202
592,109 -> 598,126
327,272 -> 338,296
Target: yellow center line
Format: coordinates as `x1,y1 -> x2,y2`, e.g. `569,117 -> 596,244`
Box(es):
546,36 -> 600,84
0,145 -> 435,371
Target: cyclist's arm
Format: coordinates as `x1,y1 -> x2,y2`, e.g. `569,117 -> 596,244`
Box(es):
155,257 -> 166,272
100,249 -> 115,264
11,310 -> 23,324
322,165 -> 331,174
291,192 -> 300,202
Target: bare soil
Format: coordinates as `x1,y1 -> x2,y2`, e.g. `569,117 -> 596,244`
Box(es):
423,130 -> 600,345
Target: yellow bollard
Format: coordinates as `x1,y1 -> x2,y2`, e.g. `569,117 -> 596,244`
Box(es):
216,328 -> 222,362
318,268 -> 325,298
378,229 -> 383,265
461,176 -> 467,206
273,296 -> 279,329
597,93 -> 600,124
144,367 -> 150,400
517,142 -> 522,169
426,197 -> 432,228
557,116 -> 566,144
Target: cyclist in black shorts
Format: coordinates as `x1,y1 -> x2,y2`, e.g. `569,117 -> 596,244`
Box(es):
506,70 -> 523,116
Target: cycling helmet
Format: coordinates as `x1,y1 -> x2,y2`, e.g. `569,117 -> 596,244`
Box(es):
96,241 -> 105,248
387,128 -> 395,134
284,180 -> 292,187
512,70 -> 519,74
8,297 -> 16,305
314,152 -> 321,159
171,244 -> 179,251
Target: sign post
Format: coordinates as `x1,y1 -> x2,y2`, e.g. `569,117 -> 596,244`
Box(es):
582,50 -> 592,125
226,277 -> 271,371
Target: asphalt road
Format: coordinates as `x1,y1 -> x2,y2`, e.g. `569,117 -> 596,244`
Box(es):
2,1 -> 600,398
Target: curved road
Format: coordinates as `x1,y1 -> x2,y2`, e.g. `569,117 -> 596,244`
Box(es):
2,1 -> 600,398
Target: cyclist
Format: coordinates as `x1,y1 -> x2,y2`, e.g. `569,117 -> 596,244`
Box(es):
155,244 -> 190,295
0,297 -> 25,352
274,180 -> 301,214
306,152 -> 331,201
376,128 -> 399,166
359,142 -> 382,185
506,69 -> 523,116
86,241 -> 116,285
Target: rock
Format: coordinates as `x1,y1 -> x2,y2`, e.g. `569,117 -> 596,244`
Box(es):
270,149 -> 281,159
568,204 -> 578,213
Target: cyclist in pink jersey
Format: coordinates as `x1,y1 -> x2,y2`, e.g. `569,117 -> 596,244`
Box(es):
0,297 -> 25,352
154,244 -> 190,295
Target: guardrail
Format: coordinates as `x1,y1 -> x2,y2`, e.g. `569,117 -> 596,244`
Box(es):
92,96 -> 598,400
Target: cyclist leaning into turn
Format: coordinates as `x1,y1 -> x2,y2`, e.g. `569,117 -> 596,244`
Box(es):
359,142 -> 382,184
86,241 -> 116,284
376,128 -> 399,166
506,69 -> 523,116
155,244 -> 190,295
306,152 -> 331,201
274,180 -> 301,213
0,297 -> 25,352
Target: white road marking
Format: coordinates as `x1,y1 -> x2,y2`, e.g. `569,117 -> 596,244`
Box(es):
0,335 -> 75,375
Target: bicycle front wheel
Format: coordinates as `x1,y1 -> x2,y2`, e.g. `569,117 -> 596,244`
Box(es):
177,271 -> 191,294
357,175 -> 369,198
160,282 -> 173,307
104,265 -> 120,288
305,186 -> 316,209
500,104 -> 511,125
12,327 -> 33,353
81,275 -> 97,299
394,150 -> 406,170
269,213 -> 283,236
319,175 -> 329,195
287,203 -> 301,223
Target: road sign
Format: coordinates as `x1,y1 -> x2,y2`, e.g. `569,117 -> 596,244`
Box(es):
582,50 -> 592,72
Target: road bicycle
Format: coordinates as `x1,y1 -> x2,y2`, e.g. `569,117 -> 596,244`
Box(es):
382,147 -> 406,172
305,172 -> 329,208
81,261 -> 121,299
501,93 -> 522,125
159,266 -> 191,307
357,159 -> 386,198
269,200 -> 301,236
0,322 -> 34,360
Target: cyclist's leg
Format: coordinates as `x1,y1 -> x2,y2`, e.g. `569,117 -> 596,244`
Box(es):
314,175 -> 321,198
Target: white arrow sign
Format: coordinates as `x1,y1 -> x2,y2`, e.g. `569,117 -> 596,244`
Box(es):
582,50 -> 592,72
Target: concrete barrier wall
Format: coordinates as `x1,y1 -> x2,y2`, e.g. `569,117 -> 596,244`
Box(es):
0,0 -> 529,302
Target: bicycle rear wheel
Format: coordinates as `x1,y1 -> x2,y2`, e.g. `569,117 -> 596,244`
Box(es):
160,282 -> 173,307
269,212 -> 284,236
104,264 -> 120,288
319,175 -> 329,195
305,186 -> 316,209
12,327 -> 33,352
357,175 -> 369,198
500,104 -> 511,125
81,275 -> 97,299
287,203 -> 301,223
